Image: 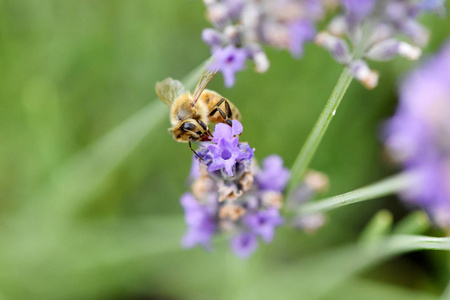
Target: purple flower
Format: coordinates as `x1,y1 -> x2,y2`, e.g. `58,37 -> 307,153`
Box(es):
180,193 -> 217,249
341,0 -> 375,24
288,20 -> 316,58
188,155 -> 201,180
244,208 -> 284,243
202,28 -> 224,53
203,0 -> 325,87
207,138 -> 250,176
211,120 -> 243,143
230,232 -> 259,258
384,41 -> 450,227
206,121 -> 253,176
209,46 -> 248,88
180,121 -> 287,258
319,0 -> 444,89
255,155 -> 290,192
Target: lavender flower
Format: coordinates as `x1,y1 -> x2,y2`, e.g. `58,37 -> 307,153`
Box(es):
180,120 -> 288,258
203,120 -> 252,176
230,232 -> 259,258
384,41 -> 450,228
317,0 -> 446,89
255,155 -> 290,192
208,45 -> 248,87
180,193 -> 217,249
203,0 -> 325,87
244,208 -> 284,243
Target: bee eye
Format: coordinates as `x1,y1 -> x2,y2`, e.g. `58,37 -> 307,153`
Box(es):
181,122 -> 196,132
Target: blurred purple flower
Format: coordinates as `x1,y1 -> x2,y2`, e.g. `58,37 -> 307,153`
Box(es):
289,20 -> 316,57
255,155 -> 290,192
384,41 -> 450,227
317,0 -> 445,88
244,208 -> 284,243
180,193 -> 217,249
209,45 -> 248,87
230,232 -> 259,258
202,28 -> 224,53
203,0 -> 324,87
341,0 -> 375,24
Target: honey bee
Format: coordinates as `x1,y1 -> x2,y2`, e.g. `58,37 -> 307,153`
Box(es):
155,70 -> 241,156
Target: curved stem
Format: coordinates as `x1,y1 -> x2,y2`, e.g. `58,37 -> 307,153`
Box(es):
296,172 -> 415,215
286,68 -> 353,199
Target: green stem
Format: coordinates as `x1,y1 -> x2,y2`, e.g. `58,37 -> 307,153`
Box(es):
296,172 -> 415,215
286,68 -> 353,199
382,235 -> 450,255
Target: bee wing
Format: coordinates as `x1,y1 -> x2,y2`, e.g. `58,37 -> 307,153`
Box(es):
155,78 -> 186,108
191,69 -> 218,105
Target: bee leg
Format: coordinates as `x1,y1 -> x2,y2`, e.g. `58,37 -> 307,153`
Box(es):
214,98 -> 226,108
209,106 -> 227,119
189,140 -> 204,160
224,100 -> 232,119
210,98 -> 234,126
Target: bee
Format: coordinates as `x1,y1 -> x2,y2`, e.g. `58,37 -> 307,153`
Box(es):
155,70 -> 241,156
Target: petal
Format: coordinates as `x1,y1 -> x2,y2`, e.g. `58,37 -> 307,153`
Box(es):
257,225 -> 275,243
223,68 -> 237,88
231,120 -> 243,136
230,232 -> 259,259
180,193 -> 200,210
223,159 -> 236,176
208,160 -> 225,173
212,123 -> 233,142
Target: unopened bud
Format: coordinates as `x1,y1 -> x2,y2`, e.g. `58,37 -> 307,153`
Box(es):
207,4 -> 228,24
327,16 -> 347,36
366,39 -> 400,61
316,31 -> 350,64
247,44 -> 270,73
202,28 -> 223,47
253,51 -> 270,73
349,59 -> 379,89
398,42 -> 422,60
291,214 -> 327,233
304,170 -> 329,193
402,20 -> 429,47
224,25 -> 239,40
367,39 -> 422,62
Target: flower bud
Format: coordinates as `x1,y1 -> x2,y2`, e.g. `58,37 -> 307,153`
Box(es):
349,59 -> 379,89
316,31 -> 350,64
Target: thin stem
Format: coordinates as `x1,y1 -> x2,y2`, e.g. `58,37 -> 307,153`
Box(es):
286,68 -> 353,199
382,235 -> 450,255
296,172 -> 415,215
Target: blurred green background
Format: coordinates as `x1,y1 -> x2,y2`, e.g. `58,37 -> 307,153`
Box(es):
0,1 -> 449,299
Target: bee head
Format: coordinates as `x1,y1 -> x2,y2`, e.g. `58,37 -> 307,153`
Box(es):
170,119 -> 205,143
